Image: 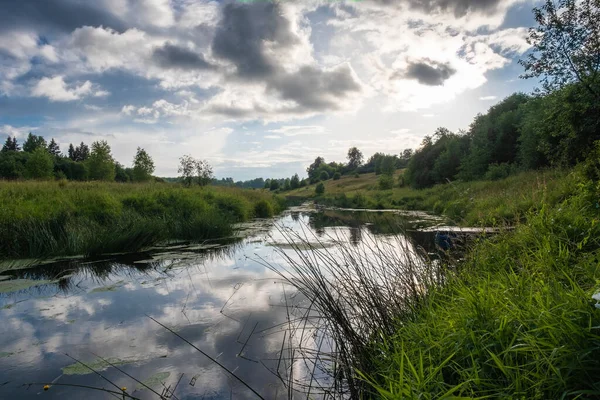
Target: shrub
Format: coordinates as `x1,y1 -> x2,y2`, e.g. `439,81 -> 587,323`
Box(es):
378,175 -> 394,190
315,182 -> 325,195
333,172 -> 341,180
254,199 -> 274,218
485,163 -> 512,181
319,171 -> 330,181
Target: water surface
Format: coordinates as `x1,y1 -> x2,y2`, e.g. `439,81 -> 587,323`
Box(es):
0,206 -> 443,399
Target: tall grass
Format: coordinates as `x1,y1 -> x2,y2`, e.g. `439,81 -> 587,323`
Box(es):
270,171 -> 600,398
0,181 -> 284,259
263,226 -> 445,398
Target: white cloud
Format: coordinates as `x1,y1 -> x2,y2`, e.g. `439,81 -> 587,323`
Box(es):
31,76 -> 94,102
480,95 -> 498,101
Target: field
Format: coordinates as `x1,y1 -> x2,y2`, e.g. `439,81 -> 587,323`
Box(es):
286,169 -> 576,225
0,180 -> 284,259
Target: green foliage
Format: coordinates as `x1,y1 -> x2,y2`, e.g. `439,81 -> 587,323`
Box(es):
87,140 -> 115,181
315,182 -> 325,195
333,172 -> 341,180
347,147 -> 364,171
290,173 -> 300,189
378,174 -> 394,190
22,132 -> 47,153
132,147 -> 155,182
319,170 -> 330,181
47,138 -> 61,157
484,163 -> 513,181
25,147 -> 53,179
0,151 -> 27,179
254,199 -> 274,218
270,179 -> 280,191
1,136 -> 19,152
365,176 -> 600,398
0,181 -> 284,259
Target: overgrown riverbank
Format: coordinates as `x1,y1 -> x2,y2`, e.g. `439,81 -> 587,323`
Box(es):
361,169 -> 600,398
287,168 -> 576,226
0,181 -> 284,260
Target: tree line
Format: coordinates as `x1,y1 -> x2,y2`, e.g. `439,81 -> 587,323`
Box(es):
0,133 -> 157,182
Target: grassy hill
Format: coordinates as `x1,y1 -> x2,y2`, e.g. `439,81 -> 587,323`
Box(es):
285,169 -> 575,226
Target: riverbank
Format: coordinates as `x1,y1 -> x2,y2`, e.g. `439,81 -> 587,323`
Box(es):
359,169 -> 600,398
0,181 -> 285,259
286,169 -> 575,225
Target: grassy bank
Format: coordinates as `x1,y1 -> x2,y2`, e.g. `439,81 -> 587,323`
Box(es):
278,168 -> 600,398
361,171 -> 600,398
0,181 -> 284,259
286,169 -> 576,225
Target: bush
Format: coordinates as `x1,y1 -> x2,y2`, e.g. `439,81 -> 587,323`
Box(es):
319,171 -> 330,181
485,163 -> 512,181
378,174 -> 394,190
315,182 -> 325,195
254,199 -> 274,218
333,172 -> 341,180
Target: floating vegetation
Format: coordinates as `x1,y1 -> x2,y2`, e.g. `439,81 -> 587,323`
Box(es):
0,279 -> 56,294
62,357 -> 133,375
0,352 -> 14,358
136,371 -> 171,390
89,281 -> 125,293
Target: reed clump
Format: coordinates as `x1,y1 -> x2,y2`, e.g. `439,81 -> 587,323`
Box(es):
0,181 -> 284,259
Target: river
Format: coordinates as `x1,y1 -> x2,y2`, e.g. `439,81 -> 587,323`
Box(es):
0,205 -> 444,399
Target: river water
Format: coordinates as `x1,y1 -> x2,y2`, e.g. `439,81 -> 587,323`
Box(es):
0,206 -> 443,399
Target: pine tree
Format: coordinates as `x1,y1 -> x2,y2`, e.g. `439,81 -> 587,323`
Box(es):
23,132 -> 47,153
78,142 -> 90,161
47,138 -> 61,156
68,143 -> 75,160
1,136 -> 19,152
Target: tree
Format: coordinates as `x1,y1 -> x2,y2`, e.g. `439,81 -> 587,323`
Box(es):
25,147 -> 53,179
47,138 -> 61,157
315,182 -> 325,195
270,179 -> 280,191
68,143 -> 75,160
319,170 -> 330,181
347,147 -> 363,170
0,151 -> 27,179
195,159 -> 213,186
264,179 -> 271,189
87,140 -> 115,181
22,133 -> 47,153
307,156 -> 325,180
132,147 -> 155,182
178,155 -> 213,186
290,173 -> 300,189
380,155 -> 397,176
520,0 -> 600,100
1,136 -> 19,152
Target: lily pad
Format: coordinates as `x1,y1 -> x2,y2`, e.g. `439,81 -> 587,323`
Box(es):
0,279 -> 56,294
90,281 -> 125,293
136,371 -> 171,390
62,357 -> 133,375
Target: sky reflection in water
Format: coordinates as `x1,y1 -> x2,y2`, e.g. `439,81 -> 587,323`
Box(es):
0,207 -> 440,399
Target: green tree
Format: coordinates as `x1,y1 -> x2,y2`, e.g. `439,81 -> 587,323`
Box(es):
1,136 -> 19,152
132,147 -> 155,182
380,155 -> 397,176
47,138 -> 61,157
520,0 -> 600,100
178,155 -> 213,186
307,156 -> 325,181
290,173 -> 300,189
0,151 -> 27,179
346,147 -> 363,171
25,147 -> 53,179
195,159 -> 213,186
87,140 -> 115,181
22,133 -> 47,153
270,179 -> 280,191
333,172 -> 341,180
315,182 -> 325,195
319,170 -> 330,181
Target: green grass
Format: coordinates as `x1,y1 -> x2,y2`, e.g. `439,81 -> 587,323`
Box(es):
358,174 -> 600,398
0,181 -> 285,259
286,169 -> 576,226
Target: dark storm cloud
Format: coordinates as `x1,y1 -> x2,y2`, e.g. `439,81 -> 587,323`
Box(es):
211,2 -> 298,79
210,1 -> 361,115
372,0 -> 503,17
152,43 -> 214,71
269,65 -> 362,110
0,0 -> 126,34
399,59 -> 456,86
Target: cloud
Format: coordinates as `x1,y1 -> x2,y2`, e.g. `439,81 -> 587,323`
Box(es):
152,43 -> 214,71
268,125 -> 327,136
400,59 -> 457,86
31,76 -> 95,102
480,95 -> 497,100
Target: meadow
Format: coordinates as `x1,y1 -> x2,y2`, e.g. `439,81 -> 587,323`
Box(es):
0,180 -> 284,259
287,168 -> 577,226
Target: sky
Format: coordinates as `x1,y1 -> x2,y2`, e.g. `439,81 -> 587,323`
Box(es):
0,0 -> 542,180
